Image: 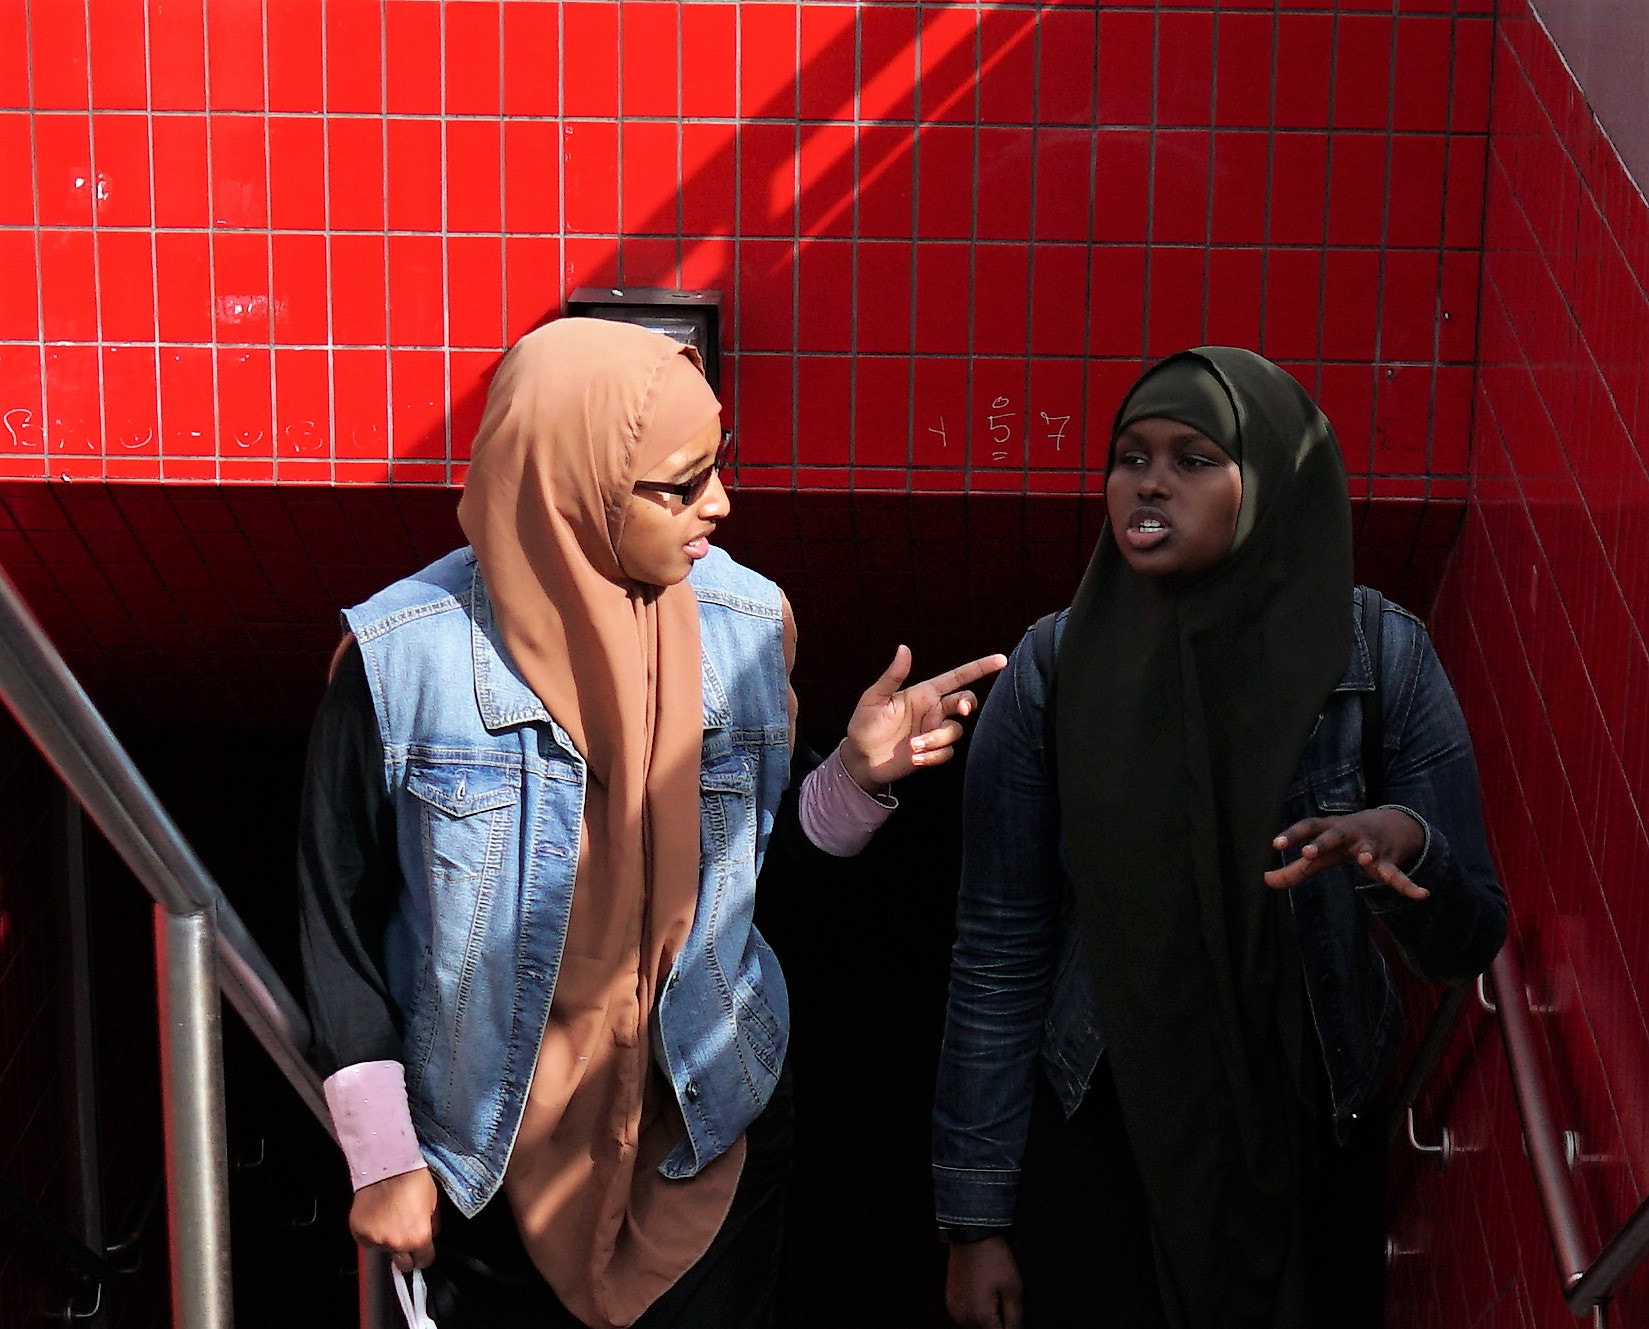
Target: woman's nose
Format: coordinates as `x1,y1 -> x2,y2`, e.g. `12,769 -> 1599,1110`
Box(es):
701,470 -> 732,519
1137,461 -> 1170,497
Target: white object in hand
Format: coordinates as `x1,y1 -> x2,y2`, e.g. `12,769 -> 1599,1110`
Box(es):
393,1268 -> 437,1329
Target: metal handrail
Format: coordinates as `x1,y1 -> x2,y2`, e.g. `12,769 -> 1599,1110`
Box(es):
0,562 -> 353,1326
1390,941 -> 1648,1317
0,569 -> 327,1129
1487,944 -> 1649,1316
1488,945 -> 1592,1291
1571,1196 -> 1649,1315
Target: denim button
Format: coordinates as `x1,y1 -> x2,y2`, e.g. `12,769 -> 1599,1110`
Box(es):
684,1079 -> 700,1101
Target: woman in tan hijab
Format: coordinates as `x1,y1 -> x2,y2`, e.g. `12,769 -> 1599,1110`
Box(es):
299,318 -> 1004,1327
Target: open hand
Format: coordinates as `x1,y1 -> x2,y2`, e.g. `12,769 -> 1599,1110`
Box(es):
1264,809 -> 1429,899
840,646 -> 1007,791
349,1167 -> 439,1273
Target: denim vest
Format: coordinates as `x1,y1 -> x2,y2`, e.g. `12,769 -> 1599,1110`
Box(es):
345,545 -> 792,1218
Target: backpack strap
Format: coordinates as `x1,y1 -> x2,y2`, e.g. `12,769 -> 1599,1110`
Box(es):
1031,611 -> 1060,779
1358,586 -> 1385,806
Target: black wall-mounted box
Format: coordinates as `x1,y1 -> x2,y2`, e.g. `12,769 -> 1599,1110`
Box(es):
566,287 -> 723,396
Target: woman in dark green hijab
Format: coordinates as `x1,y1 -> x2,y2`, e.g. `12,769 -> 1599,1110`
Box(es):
933,349 -> 1506,1329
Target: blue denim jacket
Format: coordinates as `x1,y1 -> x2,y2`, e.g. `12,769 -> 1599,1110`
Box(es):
346,545 -> 792,1218
932,589 -> 1506,1228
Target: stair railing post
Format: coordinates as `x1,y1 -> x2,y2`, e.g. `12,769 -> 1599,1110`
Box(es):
359,1247 -> 395,1329
154,903 -> 234,1329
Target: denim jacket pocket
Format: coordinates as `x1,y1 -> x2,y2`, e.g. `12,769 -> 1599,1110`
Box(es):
1308,762 -> 1365,814
406,760 -> 521,817
697,750 -> 757,920
406,759 -> 521,889
700,751 -> 756,797
402,756 -> 524,1111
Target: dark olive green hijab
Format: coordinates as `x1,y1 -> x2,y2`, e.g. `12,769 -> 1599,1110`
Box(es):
1054,348 -> 1353,1328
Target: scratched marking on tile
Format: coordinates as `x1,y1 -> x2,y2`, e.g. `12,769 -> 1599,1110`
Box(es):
987,396 -> 1014,447
282,421 -> 322,452
921,398 -> 1074,462
216,295 -> 271,323
49,419 -> 94,452
3,409 -> 38,449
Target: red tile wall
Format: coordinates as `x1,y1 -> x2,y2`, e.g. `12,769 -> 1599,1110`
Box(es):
22,1 -> 1646,1322
1,0 -> 1490,495
1390,1 -> 1649,1322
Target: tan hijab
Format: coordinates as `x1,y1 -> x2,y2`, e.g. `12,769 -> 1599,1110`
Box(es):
457,319 -> 740,1326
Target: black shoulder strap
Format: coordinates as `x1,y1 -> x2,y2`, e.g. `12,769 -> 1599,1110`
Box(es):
1032,611 -> 1059,780
1359,587 -> 1385,806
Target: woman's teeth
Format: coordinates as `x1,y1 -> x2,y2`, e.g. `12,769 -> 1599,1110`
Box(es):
1123,513 -> 1170,552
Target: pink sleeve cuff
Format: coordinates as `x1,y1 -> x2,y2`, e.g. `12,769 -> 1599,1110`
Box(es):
323,1060 -> 427,1191
798,744 -> 897,857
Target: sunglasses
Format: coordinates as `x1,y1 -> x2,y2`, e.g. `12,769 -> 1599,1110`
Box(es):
632,430 -> 734,506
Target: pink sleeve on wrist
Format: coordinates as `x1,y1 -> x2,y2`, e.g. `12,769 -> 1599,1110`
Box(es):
798,744 -> 897,857
323,1060 -> 427,1190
